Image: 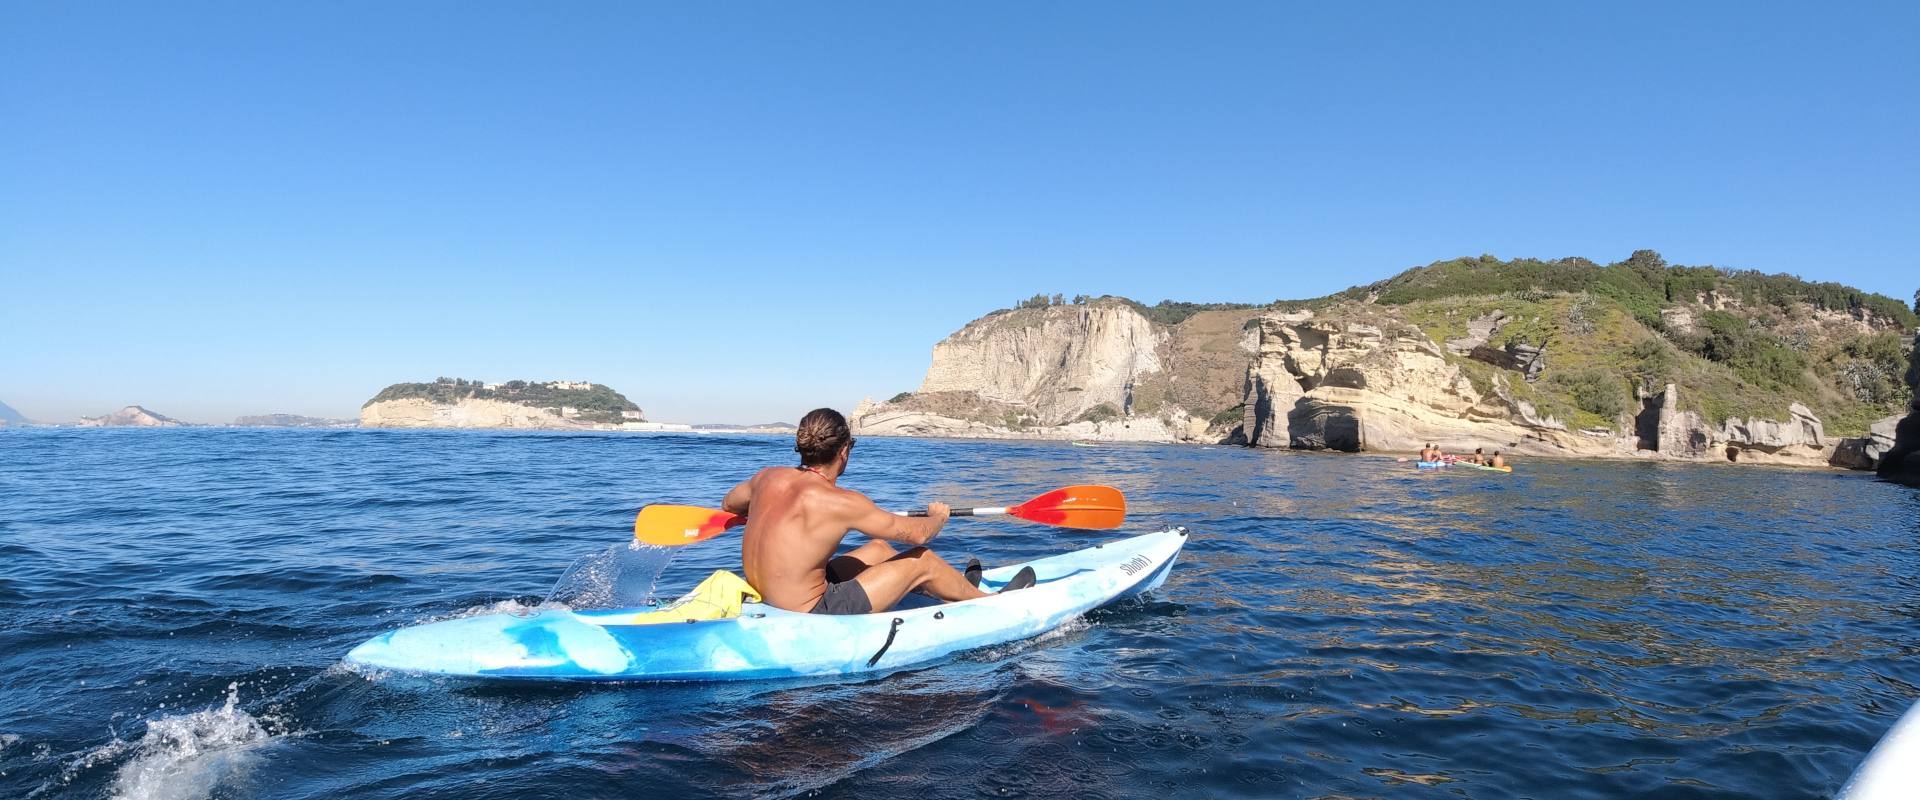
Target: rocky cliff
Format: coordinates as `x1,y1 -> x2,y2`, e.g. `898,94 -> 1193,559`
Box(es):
1873,331 -> 1920,486
76,405 -> 188,427
362,397 -> 588,429
855,254 -> 1916,471
1236,310 -> 1615,456
360,378 -> 647,430
854,299 -> 1247,443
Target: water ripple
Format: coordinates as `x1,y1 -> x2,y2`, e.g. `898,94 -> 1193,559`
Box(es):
1,429 -> 1917,798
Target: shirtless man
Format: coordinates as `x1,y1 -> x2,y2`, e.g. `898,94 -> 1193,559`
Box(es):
721,408 -> 1035,615
1469,447 -> 1487,466
1490,450 -> 1508,469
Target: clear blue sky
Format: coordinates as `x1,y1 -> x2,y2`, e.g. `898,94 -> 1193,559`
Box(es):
3,2 -> 1915,424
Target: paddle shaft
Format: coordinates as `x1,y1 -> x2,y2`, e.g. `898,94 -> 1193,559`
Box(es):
900,507 -> 1008,518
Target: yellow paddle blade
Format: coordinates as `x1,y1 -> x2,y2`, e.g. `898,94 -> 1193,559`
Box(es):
634,504 -> 744,547
1008,484 -> 1126,530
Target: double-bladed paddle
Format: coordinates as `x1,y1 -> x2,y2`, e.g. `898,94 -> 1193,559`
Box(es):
633,484 -> 1127,547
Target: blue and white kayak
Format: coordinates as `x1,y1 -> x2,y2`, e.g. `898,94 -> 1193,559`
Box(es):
1415,460 -> 1449,469
345,528 -> 1187,682
1837,697 -> 1920,799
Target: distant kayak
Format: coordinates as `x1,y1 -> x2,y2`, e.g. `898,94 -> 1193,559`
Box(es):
1457,463 -> 1513,473
346,528 -> 1187,682
1838,697 -> 1920,799
1070,440 -> 1099,447
1415,461 -> 1449,469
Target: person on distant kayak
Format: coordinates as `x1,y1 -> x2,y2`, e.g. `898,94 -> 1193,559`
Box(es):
1420,443 -> 1437,462
1491,451 -> 1508,468
1469,447 -> 1487,466
721,408 -> 1035,615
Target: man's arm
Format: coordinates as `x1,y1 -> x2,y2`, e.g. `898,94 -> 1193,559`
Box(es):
833,491 -> 950,546
721,472 -> 758,516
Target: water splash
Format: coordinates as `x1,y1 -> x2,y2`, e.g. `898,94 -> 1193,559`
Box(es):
540,541 -> 675,611
49,683 -> 282,800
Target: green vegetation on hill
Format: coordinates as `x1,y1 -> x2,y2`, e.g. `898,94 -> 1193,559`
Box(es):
1311,253 -> 1915,434
366,378 -> 642,424
1344,251 -> 1918,330
996,293 -> 1262,327
1116,299 -> 1265,326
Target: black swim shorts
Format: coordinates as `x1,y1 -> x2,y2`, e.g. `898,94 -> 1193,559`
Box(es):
810,579 -> 873,615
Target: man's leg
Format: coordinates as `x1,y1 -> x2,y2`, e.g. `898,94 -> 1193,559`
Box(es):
849,547 -> 990,611
827,539 -> 897,583
844,539 -> 896,566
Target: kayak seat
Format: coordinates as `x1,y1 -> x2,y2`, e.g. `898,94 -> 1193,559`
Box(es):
621,570 -> 762,625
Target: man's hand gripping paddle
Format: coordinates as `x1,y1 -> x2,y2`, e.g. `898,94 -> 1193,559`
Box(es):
632,484 -> 1128,547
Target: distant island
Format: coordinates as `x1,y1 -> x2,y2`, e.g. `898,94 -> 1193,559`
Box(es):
76,405 -> 188,428
231,414 -> 358,428
693,422 -> 799,433
854,251 -> 1918,474
0,399 -> 26,427
360,378 -> 688,431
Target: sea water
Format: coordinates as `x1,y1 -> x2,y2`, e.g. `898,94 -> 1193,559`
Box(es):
2,427 -> 1917,798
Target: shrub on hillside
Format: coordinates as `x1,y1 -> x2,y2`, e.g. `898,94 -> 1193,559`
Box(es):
1688,311 -> 1810,391
1551,369 -> 1628,419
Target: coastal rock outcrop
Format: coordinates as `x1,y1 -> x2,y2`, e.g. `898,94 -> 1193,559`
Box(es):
1234,313 -> 1857,467
1237,311 -> 1605,455
853,299 -> 1241,443
1874,332 -> 1920,486
1831,415 -> 1901,470
360,379 -> 655,431
1720,402 -> 1826,464
916,301 -> 1164,425
363,398 -> 585,429
76,405 -> 187,427
1468,341 -> 1546,382
856,254 -> 1917,472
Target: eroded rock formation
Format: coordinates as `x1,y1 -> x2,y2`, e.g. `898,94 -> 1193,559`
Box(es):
1237,311 -> 1608,456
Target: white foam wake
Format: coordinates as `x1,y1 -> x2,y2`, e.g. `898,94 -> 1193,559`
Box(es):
107,684 -> 276,800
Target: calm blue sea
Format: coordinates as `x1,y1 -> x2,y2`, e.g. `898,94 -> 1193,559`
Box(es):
2,428 -> 1918,799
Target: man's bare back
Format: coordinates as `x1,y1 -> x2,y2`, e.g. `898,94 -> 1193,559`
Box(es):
721,409 -> 1024,615
730,466 -> 872,610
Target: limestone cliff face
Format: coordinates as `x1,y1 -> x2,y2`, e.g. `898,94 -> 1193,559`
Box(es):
916,301 -> 1165,425
1238,311 -> 1854,466
1239,311 -> 1614,456
362,398 -> 596,430
853,300 -> 1247,443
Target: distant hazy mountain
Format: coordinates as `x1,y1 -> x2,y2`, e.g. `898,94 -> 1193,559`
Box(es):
232,414 -> 358,428
76,405 -> 188,427
0,399 -> 24,425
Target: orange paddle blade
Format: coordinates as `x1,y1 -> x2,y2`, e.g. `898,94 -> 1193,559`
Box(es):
634,504 -> 744,547
1007,484 -> 1126,529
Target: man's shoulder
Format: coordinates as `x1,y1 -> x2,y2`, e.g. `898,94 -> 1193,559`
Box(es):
750,465 -> 794,484
801,481 -> 873,512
